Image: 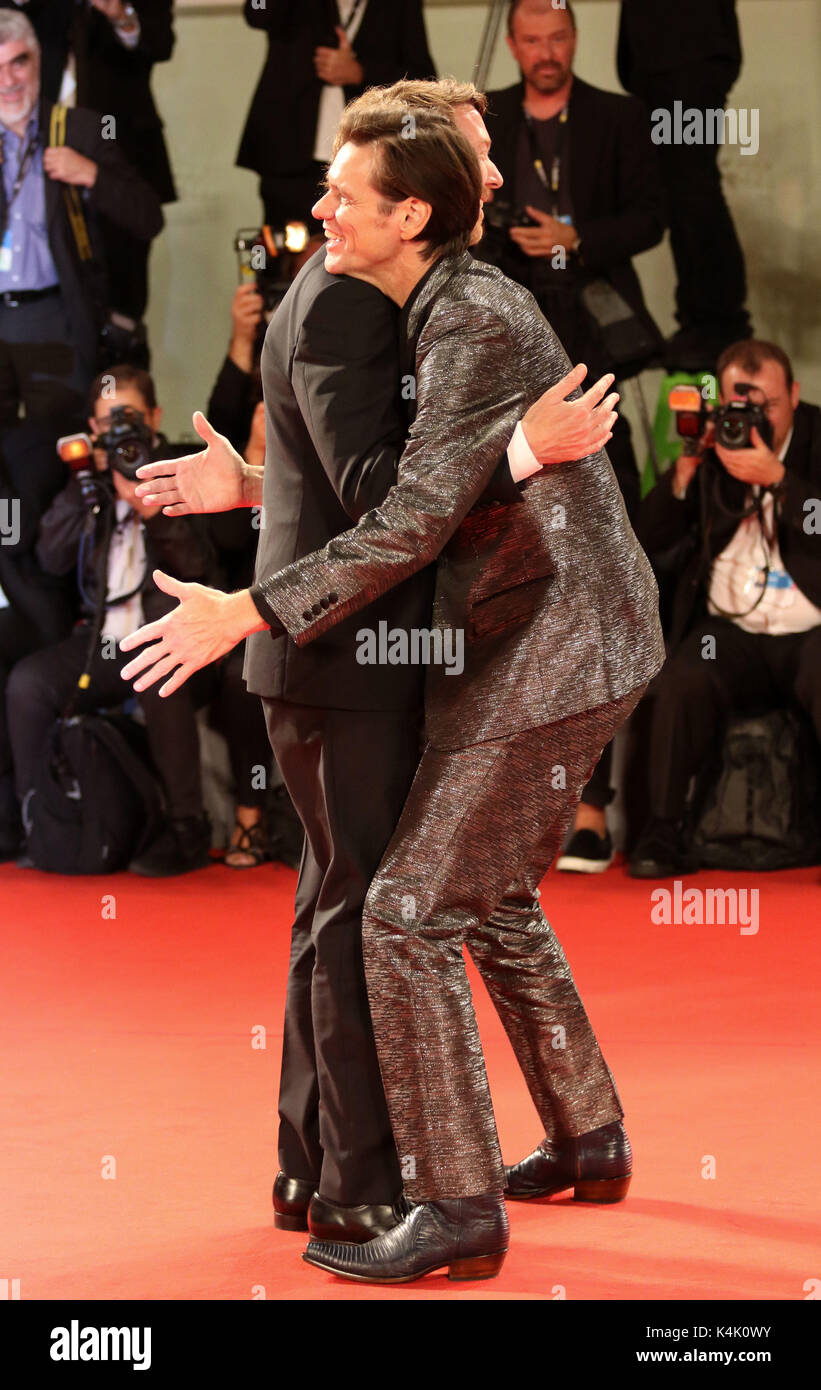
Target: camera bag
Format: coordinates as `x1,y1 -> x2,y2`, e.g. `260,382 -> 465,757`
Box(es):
692,707 -> 821,870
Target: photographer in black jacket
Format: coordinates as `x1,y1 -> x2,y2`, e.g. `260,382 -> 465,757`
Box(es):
5,365 -> 219,875
630,340 -> 821,878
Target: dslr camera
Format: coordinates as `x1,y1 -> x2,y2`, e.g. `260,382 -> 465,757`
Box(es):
234,223 -> 310,318
670,381 -> 774,454
482,199 -> 539,234
57,406 -> 155,506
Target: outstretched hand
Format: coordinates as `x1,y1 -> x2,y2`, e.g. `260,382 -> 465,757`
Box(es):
119,571 -> 266,698
134,411 -> 248,516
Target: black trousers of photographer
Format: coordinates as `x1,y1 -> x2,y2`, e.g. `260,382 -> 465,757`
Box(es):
647,617 -> 821,820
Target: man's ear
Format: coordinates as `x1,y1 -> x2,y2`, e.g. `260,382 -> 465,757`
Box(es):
400,197 -> 432,242
790,381 -> 800,412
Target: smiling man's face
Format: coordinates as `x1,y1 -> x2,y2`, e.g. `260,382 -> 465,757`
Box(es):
312,142 -> 406,279
0,39 -> 39,134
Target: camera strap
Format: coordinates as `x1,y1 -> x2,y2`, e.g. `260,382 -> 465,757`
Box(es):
702,466 -> 773,622
49,104 -> 93,263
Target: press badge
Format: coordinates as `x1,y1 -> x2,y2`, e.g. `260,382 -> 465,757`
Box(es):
0,229 -> 12,273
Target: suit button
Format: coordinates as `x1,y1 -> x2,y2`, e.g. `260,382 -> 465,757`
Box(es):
329,592 -> 339,603
302,610 -> 312,622
312,602 -> 322,615
320,597 -> 330,609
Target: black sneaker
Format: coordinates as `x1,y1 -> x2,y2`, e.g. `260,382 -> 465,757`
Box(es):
556,829 -> 613,874
628,816 -> 698,879
128,814 -> 212,877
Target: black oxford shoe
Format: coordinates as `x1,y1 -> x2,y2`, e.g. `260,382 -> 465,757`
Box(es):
272,1172 -> 316,1232
504,1121 -> 632,1203
303,1193 -> 509,1284
307,1192 -> 405,1244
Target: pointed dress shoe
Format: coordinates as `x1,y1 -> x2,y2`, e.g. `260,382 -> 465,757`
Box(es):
504,1120 -> 632,1203
272,1172 -> 316,1231
303,1193 -> 510,1284
307,1192 -> 405,1244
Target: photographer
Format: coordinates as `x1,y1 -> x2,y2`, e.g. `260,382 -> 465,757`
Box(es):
237,1 -> 435,227
629,340 -> 821,878
5,365 -> 219,876
0,11 -> 163,428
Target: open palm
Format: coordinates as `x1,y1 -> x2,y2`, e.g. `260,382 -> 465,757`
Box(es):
134,411 -> 247,516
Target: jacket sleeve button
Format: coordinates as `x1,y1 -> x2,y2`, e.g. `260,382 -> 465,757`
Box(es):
302,609 -> 313,622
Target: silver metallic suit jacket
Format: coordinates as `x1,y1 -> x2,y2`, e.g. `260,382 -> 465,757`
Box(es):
254,251 -> 665,749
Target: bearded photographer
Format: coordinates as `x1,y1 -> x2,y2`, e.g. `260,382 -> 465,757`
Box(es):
629,340 -> 821,879
5,365 -> 218,875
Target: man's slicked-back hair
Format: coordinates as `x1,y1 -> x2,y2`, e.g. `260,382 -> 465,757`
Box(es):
508,0 -> 577,38
338,77 -> 487,130
717,339 -> 795,393
0,10 -> 40,53
332,94 -> 484,263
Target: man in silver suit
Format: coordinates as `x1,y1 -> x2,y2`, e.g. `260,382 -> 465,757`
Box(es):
120,91 -> 664,1283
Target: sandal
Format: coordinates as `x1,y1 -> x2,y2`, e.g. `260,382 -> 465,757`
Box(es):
224,818 -> 268,869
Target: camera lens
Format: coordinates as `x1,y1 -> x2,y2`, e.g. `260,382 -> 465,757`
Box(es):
718,417 -> 748,449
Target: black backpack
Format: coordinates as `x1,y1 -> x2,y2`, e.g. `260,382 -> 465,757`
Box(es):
22,713 -> 164,875
692,708 -> 821,871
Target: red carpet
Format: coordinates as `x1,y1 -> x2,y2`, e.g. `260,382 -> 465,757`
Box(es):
1,859 -> 818,1301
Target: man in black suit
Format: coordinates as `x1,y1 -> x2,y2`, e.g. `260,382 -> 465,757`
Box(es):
237,0 -> 436,228
0,10 -> 163,428
0,1 -> 176,321
128,82 -> 620,1244
618,0 -> 751,369
479,0 -> 665,874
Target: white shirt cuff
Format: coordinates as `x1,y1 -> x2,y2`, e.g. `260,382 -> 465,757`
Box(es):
507,419 -> 542,482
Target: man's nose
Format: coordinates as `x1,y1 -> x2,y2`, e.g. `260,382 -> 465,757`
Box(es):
312,190 -> 334,219
487,159 -> 503,191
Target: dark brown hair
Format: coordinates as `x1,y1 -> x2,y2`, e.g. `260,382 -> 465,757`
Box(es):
508,0 -> 576,38
717,340 -> 795,393
87,364 -> 157,415
333,97 -> 483,262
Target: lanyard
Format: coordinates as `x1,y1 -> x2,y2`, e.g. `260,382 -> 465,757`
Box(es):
523,104 -> 568,218
0,129 -> 39,210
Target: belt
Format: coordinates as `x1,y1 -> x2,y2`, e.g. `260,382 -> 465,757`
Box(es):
0,285 -> 60,308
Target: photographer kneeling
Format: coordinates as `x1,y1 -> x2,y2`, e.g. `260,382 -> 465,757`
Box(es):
630,339 -> 821,878
6,365 -> 218,876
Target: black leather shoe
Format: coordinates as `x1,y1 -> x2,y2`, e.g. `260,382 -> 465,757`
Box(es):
303,1192 -> 509,1284
504,1121 -> 632,1203
272,1172 -> 316,1232
307,1192 -> 405,1244
628,816 -> 698,879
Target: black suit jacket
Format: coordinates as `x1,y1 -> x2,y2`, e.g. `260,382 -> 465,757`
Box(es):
0,1 -> 176,201
617,1 -> 741,88
481,76 -> 665,332
243,249 -> 436,707
636,401 -> 821,649
237,0 -> 436,179
31,99 -> 164,381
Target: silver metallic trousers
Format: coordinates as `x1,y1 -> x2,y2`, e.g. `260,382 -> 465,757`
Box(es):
362,687 -> 644,1201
